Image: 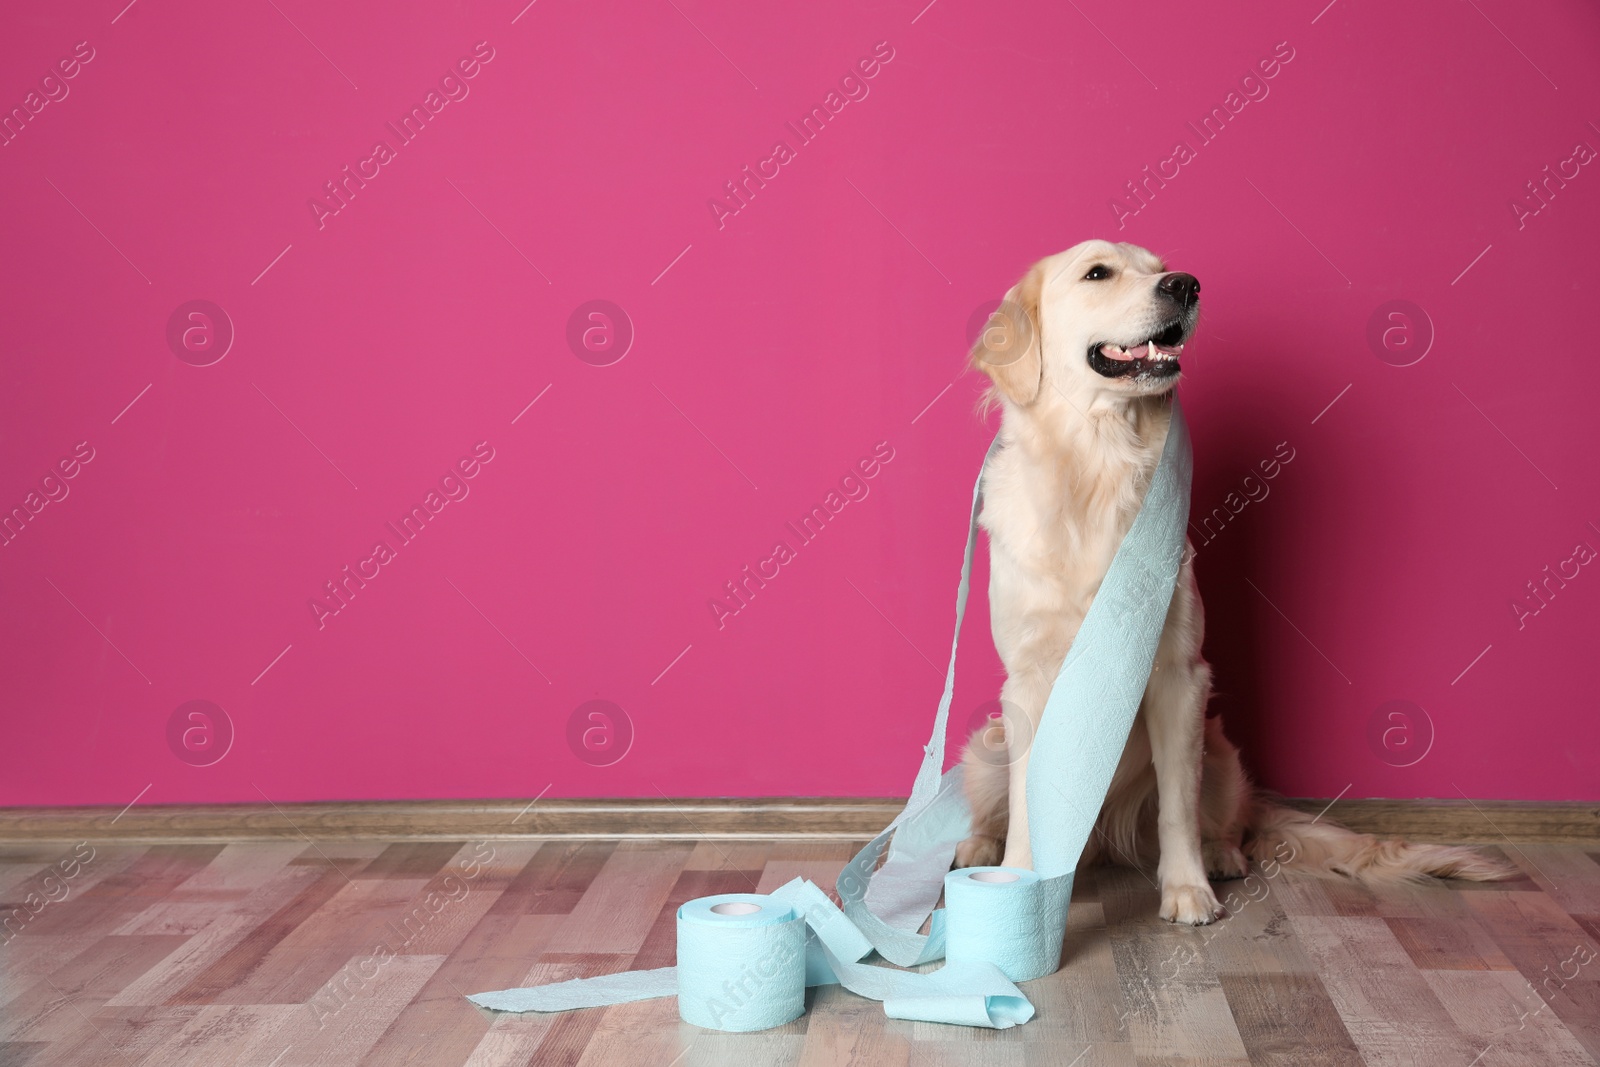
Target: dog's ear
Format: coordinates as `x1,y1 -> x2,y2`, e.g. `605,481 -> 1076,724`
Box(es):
969,261 -> 1045,406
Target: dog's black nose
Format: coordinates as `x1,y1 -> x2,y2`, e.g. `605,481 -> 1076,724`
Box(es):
1158,272 -> 1200,305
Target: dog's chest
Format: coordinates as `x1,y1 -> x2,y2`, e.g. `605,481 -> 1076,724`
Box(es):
982,448 -> 1151,645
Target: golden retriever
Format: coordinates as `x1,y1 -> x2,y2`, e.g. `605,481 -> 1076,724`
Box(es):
955,240 -> 1512,924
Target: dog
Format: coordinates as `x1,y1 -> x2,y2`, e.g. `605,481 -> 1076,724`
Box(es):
954,240 -> 1513,924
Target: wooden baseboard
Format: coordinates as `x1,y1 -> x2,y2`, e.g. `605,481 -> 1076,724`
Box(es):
0,797 -> 1594,845
1278,798 -> 1599,845
0,797 -> 902,844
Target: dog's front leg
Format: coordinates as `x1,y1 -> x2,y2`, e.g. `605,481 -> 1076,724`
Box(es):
1145,659 -> 1225,925
1001,748 -> 1033,870
997,669 -> 1050,870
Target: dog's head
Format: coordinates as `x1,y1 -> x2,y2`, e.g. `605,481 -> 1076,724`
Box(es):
971,240 -> 1199,409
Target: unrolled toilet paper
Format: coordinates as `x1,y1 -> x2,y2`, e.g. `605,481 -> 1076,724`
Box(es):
770,876 -> 1034,1029
465,879 -> 1036,1031
467,401 -> 1194,1032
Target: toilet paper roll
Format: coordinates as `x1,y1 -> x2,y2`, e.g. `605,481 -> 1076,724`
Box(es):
675,894 -> 807,1032
944,867 -> 1073,982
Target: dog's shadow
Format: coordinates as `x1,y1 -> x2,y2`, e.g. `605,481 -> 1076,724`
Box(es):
1187,400 -> 1278,782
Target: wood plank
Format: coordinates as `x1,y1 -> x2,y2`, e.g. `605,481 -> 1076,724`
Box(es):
1384,916 -> 1515,971
109,899 -> 230,938
1543,981 -> 1600,1065
1421,970 -> 1596,1067
33,1003 -> 200,1066
1098,867 -> 1253,1065
1021,887 -> 1134,1064
0,933 -> 107,1012
491,841 -> 618,916
0,934 -> 190,1042
635,867 -> 765,970
1515,844 -> 1600,915
0,847 -> 67,897
1360,869 -> 1525,917
265,953 -> 447,1066
1025,1042 -> 1134,1067
0,847 -> 74,862
521,1006 -> 606,1067
459,951 -> 633,1067
1056,870 -> 1126,1036
101,914 -> 274,1009
1462,887 -> 1600,1061
461,1012 -> 559,1067
0,844 -> 140,940
797,982 -> 914,1067
1443,845 -> 1543,893
1217,973 -> 1363,1067
1268,872 -> 1340,918
0,848 -> 151,1008
288,841 -> 389,870
1288,914 -> 1481,1066
1203,872 -> 1317,976
1318,877 -> 1381,918
217,875 -> 431,1005
174,842 -> 308,893
0,1042 -> 47,1066
544,843 -> 693,955
763,842 -> 858,864
360,910 -> 565,1067
17,844 -> 225,940
672,1028 -> 808,1067
683,841 -> 779,874
170,865 -> 354,1004
110,841 -> 299,937
101,862 -> 326,1006
570,997 -> 704,1067
130,1003 -> 300,1067
380,841 -> 540,956
354,842 -> 469,881
757,849 -> 850,898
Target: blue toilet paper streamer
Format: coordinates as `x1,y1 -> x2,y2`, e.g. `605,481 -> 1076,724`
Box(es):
1025,401 -> 1192,879
835,400 -> 1189,955
770,876 -> 1032,1028
467,400 -> 1193,1030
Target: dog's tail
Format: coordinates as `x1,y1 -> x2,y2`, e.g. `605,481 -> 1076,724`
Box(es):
1242,797 -> 1518,883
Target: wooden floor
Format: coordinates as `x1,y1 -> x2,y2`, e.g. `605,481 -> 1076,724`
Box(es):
2,838 -> 1598,1066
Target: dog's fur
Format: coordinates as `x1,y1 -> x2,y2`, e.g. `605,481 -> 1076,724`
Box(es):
955,240 -> 1514,924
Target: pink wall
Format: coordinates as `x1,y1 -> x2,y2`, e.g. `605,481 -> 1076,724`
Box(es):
2,0 -> 1597,808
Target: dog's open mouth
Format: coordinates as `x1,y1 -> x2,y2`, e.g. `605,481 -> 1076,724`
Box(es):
1087,319 -> 1188,381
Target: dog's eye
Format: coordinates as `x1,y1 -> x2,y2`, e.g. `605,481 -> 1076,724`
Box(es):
1083,265 -> 1112,281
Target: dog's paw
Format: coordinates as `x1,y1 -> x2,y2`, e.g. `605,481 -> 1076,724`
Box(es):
1203,841 -> 1249,881
953,834 -> 1004,869
1159,882 -> 1226,926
